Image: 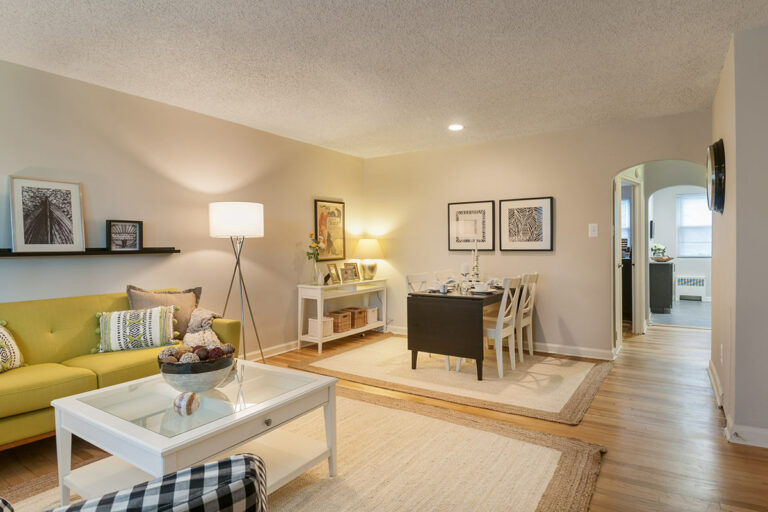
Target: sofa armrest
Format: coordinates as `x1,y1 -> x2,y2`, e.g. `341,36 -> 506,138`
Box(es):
212,318 -> 241,356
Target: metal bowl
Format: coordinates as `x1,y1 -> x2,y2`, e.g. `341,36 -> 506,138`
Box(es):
158,356 -> 235,393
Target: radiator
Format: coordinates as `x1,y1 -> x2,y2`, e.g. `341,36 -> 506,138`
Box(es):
676,276 -> 706,301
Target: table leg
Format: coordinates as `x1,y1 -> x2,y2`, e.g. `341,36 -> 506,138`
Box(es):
297,295 -> 304,351
476,359 -> 483,381
316,297 -> 324,354
411,350 -> 418,369
55,409 -> 72,506
324,386 -> 337,477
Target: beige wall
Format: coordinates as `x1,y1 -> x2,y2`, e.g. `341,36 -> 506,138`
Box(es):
0,60 -> 365,356
711,25 -> 768,446
732,26 -> 768,436
364,110 -> 711,359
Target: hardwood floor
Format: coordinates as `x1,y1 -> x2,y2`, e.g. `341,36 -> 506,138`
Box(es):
2,325 -> 767,511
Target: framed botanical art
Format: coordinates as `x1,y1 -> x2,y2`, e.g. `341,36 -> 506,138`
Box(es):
314,199 -> 345,261
107,220 -> 143,252
447,200 -> 495,251
327,263 -> 341,284
9,176 -> 85,253
499,196 -> 554,251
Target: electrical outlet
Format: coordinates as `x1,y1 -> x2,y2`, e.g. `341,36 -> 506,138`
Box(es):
588,223 -> 598,238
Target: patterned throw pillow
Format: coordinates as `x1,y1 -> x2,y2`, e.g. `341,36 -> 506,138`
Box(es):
98,306 -> 177,353
0,321 -> 23,373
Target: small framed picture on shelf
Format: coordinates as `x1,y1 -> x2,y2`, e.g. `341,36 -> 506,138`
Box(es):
106,220 -> 143,252
340,266 -> 357,282
327,263 -> 341,284
343,262 -> 360,280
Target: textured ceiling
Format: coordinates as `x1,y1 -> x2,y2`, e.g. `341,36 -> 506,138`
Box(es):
1,1 -> 767,157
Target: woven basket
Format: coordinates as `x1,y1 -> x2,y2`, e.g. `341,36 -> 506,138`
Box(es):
329,310 -> 352,332
342,307 -> 368,329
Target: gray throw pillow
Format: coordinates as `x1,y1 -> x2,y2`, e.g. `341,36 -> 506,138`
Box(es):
126,285 -> 202,338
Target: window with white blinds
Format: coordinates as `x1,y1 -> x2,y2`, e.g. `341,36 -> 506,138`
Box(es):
621,198 -> 631,246
677,194 -> 712,257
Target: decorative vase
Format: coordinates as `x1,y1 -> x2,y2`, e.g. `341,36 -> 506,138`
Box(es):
313,260 -> 324,285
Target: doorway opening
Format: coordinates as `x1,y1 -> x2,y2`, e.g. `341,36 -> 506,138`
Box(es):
611,160 -> 711,353
648,185 -> 712,328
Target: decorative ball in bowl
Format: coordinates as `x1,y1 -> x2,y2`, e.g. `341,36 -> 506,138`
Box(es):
157,344 -> 236,393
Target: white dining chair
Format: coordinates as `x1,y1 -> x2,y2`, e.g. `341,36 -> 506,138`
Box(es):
434,269 -> 456,282
406,272 -> 451,370
456,276 -> 522,378
515,273 -> 539,362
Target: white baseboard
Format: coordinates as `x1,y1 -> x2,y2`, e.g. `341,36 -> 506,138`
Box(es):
533,342 -> 614,361
707,360 -> 723,407
245,340 -> 302,360
388,325 -> 407,335
725,422 -> 768,449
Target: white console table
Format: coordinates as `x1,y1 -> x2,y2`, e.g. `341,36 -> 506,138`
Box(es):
297,279 -> 387,353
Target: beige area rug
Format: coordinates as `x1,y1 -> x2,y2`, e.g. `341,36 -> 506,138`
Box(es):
290,337 -> 612,424
13,388 -> 605,512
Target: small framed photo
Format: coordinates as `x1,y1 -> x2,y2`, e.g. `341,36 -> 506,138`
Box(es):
327,263 -> 341,284
106,220 -> 143,252
9,176 -> 85,253
344,262 -> 360,280
340,265 -> 357,282
448,200 -> 495,251
499,197 -> 553,251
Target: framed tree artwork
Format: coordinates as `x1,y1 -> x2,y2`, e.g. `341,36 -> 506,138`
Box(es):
9,176 -> 86,253
447,200 -> 495,251
499,196 -> 554,251
314,199 -> 345,261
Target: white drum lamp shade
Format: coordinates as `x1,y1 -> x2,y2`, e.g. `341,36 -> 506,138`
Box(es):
209,202 -> 264,238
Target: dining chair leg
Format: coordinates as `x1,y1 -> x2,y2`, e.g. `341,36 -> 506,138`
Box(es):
527,324 -> 534,355
516,326 -> 525,363
508,334 -> 516,370
455,357 -> 463,372
444,356 -> 451,371
494,334 -> 504,378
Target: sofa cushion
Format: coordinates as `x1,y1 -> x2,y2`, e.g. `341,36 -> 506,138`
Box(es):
127,285 -> 201,338
63,344 -> 179,388
0,363 -> 96,418
0,323 -> 23,373
98,306 -> 176,353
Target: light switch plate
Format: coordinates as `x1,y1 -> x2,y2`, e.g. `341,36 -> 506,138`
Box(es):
588,224 -> 598,238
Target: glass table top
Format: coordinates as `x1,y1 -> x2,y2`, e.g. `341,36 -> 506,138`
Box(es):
78,362 -> 315,438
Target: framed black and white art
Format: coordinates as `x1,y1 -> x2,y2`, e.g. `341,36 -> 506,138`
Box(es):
447,200 -> 495,251
499,197 -> 553,251
9,176 -> 85,253
107,220 -> 143,252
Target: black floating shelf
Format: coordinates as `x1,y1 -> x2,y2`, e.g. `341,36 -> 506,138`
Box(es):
0,247 -> 180,257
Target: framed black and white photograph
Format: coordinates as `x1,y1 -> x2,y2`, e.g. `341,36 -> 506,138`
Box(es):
499,196 -> 554,251
447,200 -> 495,251
9,176 -> 85,253
107,220 -> 143,251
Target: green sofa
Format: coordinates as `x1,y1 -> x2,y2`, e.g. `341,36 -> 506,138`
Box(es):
0,291 -> 240,448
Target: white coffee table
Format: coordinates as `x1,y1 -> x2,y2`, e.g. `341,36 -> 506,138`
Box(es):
51,359 -> 337,506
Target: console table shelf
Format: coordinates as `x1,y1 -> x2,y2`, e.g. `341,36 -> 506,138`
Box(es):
297,278 -> 388,353
0,247 -> 180,257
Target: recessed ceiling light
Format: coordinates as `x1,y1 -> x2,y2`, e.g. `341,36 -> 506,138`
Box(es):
448,124 -> 464,132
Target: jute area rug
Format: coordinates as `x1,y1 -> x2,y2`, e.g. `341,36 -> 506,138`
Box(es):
11,388 -> 605,512
290,337 -> 612,425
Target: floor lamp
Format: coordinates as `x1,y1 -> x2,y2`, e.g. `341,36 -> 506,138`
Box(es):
209,202 -> 266,363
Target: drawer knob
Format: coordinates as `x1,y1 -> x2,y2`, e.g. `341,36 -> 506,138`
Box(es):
264,418 -> 272,427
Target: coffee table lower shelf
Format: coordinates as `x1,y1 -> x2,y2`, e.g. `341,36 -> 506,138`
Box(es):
64,429 -> 329,501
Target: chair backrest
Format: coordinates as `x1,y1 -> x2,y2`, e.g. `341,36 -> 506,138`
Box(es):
518,273 -> 539,321
434,269 -> 456,282
495,277 -> 522,330
406,272 -> 432,292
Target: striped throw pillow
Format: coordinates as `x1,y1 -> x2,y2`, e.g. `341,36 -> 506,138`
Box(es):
0,321 -> 23,373
98,306 -> 177,353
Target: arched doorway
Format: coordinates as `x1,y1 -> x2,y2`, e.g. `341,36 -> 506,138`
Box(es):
611,160 -> 709,353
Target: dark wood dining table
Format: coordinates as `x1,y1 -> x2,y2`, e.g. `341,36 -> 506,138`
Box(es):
407,288 -> 505,380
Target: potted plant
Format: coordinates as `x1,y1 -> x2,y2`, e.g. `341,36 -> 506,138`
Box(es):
651,243 -> 672,261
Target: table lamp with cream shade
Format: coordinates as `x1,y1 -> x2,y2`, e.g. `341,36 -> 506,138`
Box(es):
353,238 -> 384,280
209,202 -> 266,362
456,220 -> 480,282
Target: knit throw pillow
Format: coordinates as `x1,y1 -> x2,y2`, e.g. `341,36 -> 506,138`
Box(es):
98,306 -> 178,353
0,321 -> 23,373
